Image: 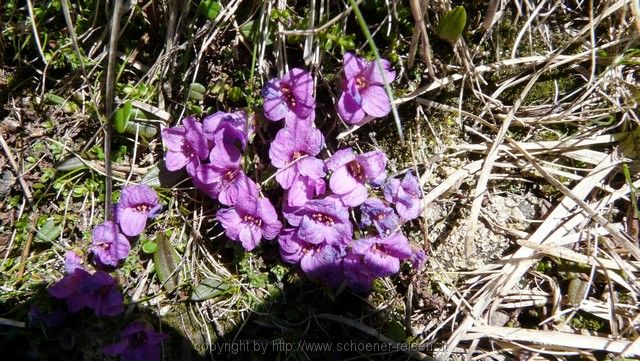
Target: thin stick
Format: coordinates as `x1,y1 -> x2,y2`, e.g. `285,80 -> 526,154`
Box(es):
105,0 -> 123,219
61,0 -> 86,73
25,0 -> 48,65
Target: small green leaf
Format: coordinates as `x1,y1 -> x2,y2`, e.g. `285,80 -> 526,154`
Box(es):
55,156 -> 86,172
113,101 -> 132,134
124,121 -> 157,139
142,241 -> 158,254
189,83 -> 206,101
436,6 -> 467,43
35,220 -> 61,243
228,87 -> 243,102
191,278 -> 230,301
44,93 -> 77,113
153,234 -> 181,293
199,0 -> 222,20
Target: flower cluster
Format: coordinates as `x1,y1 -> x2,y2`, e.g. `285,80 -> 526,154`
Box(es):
162,111 -> 282,251
44,184 -> 166,361
161,53 -> 424,293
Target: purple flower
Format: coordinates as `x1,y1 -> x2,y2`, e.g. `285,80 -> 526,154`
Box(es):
262,68 -> 315,125
83,271 -> 124,317
47,269 -> 124,316
289,198 -> 352,245
90,221 -> 130,267
161,116 -> 209,173
337,52 -> 396,125
64,251 -> 83,274
203,111 -> 250,150
278,229 -> 346,287
383,171 -> 422,220
103,321 -> 167,361
115,185 -> 162,237
47,268 -> 92,313
268,123 -> 325,189
195,142 -> 258,205
351,233 -> 413,277
326,148 -> 387,207
216,195 -> 282,251
360,198 -> 399,235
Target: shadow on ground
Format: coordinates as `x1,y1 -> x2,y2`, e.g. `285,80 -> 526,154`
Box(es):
0,271 -> 437,361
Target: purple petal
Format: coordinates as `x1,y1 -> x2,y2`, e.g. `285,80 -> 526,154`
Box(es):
361,85 -> 391,118
262,79 -> 288,121
396,200 -> 421,220
367,58 -> 396,85
286,68 -> 314,107
329,165 -> 358,195
292,124 -> 324,157
325,148 -> 356,171
383,178 -> 401,203
183,117 -> 209,160
297,157 -> 325,180
268,127 -> 295,168
343,52 -> 367,80
239,226 -> 262,251
297,216 -> 327,244
284,110 -> 315,128
161,127 -> 186,151
216,208 -> 242,240
338,184 -> 368,207
194,163 -> 223,185
363,251 -> 400,276
337,81 -> 366,124
278,229 -> 305,264
117,207 -> 148,237
275,167 -> 297,190
164,151 -> 191,172
358,150 -> 387,186
64,251 -> 83,274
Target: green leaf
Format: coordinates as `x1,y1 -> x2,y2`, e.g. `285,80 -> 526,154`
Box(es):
35,220 -> 61,243
436,6 -> 467,43
189,83 -> 206,101
142,241 -> 158,254
153,234 -> 181,293
44,93 -> 78,113
228,87 -> 243,102
55,156 -> 86,172
191,278 -> 230,301
113,101 -> 132,134
199,0 -> 222,20
123,121 -> 157,139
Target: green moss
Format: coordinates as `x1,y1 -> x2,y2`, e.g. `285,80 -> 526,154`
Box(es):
571,313 -> 606,332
